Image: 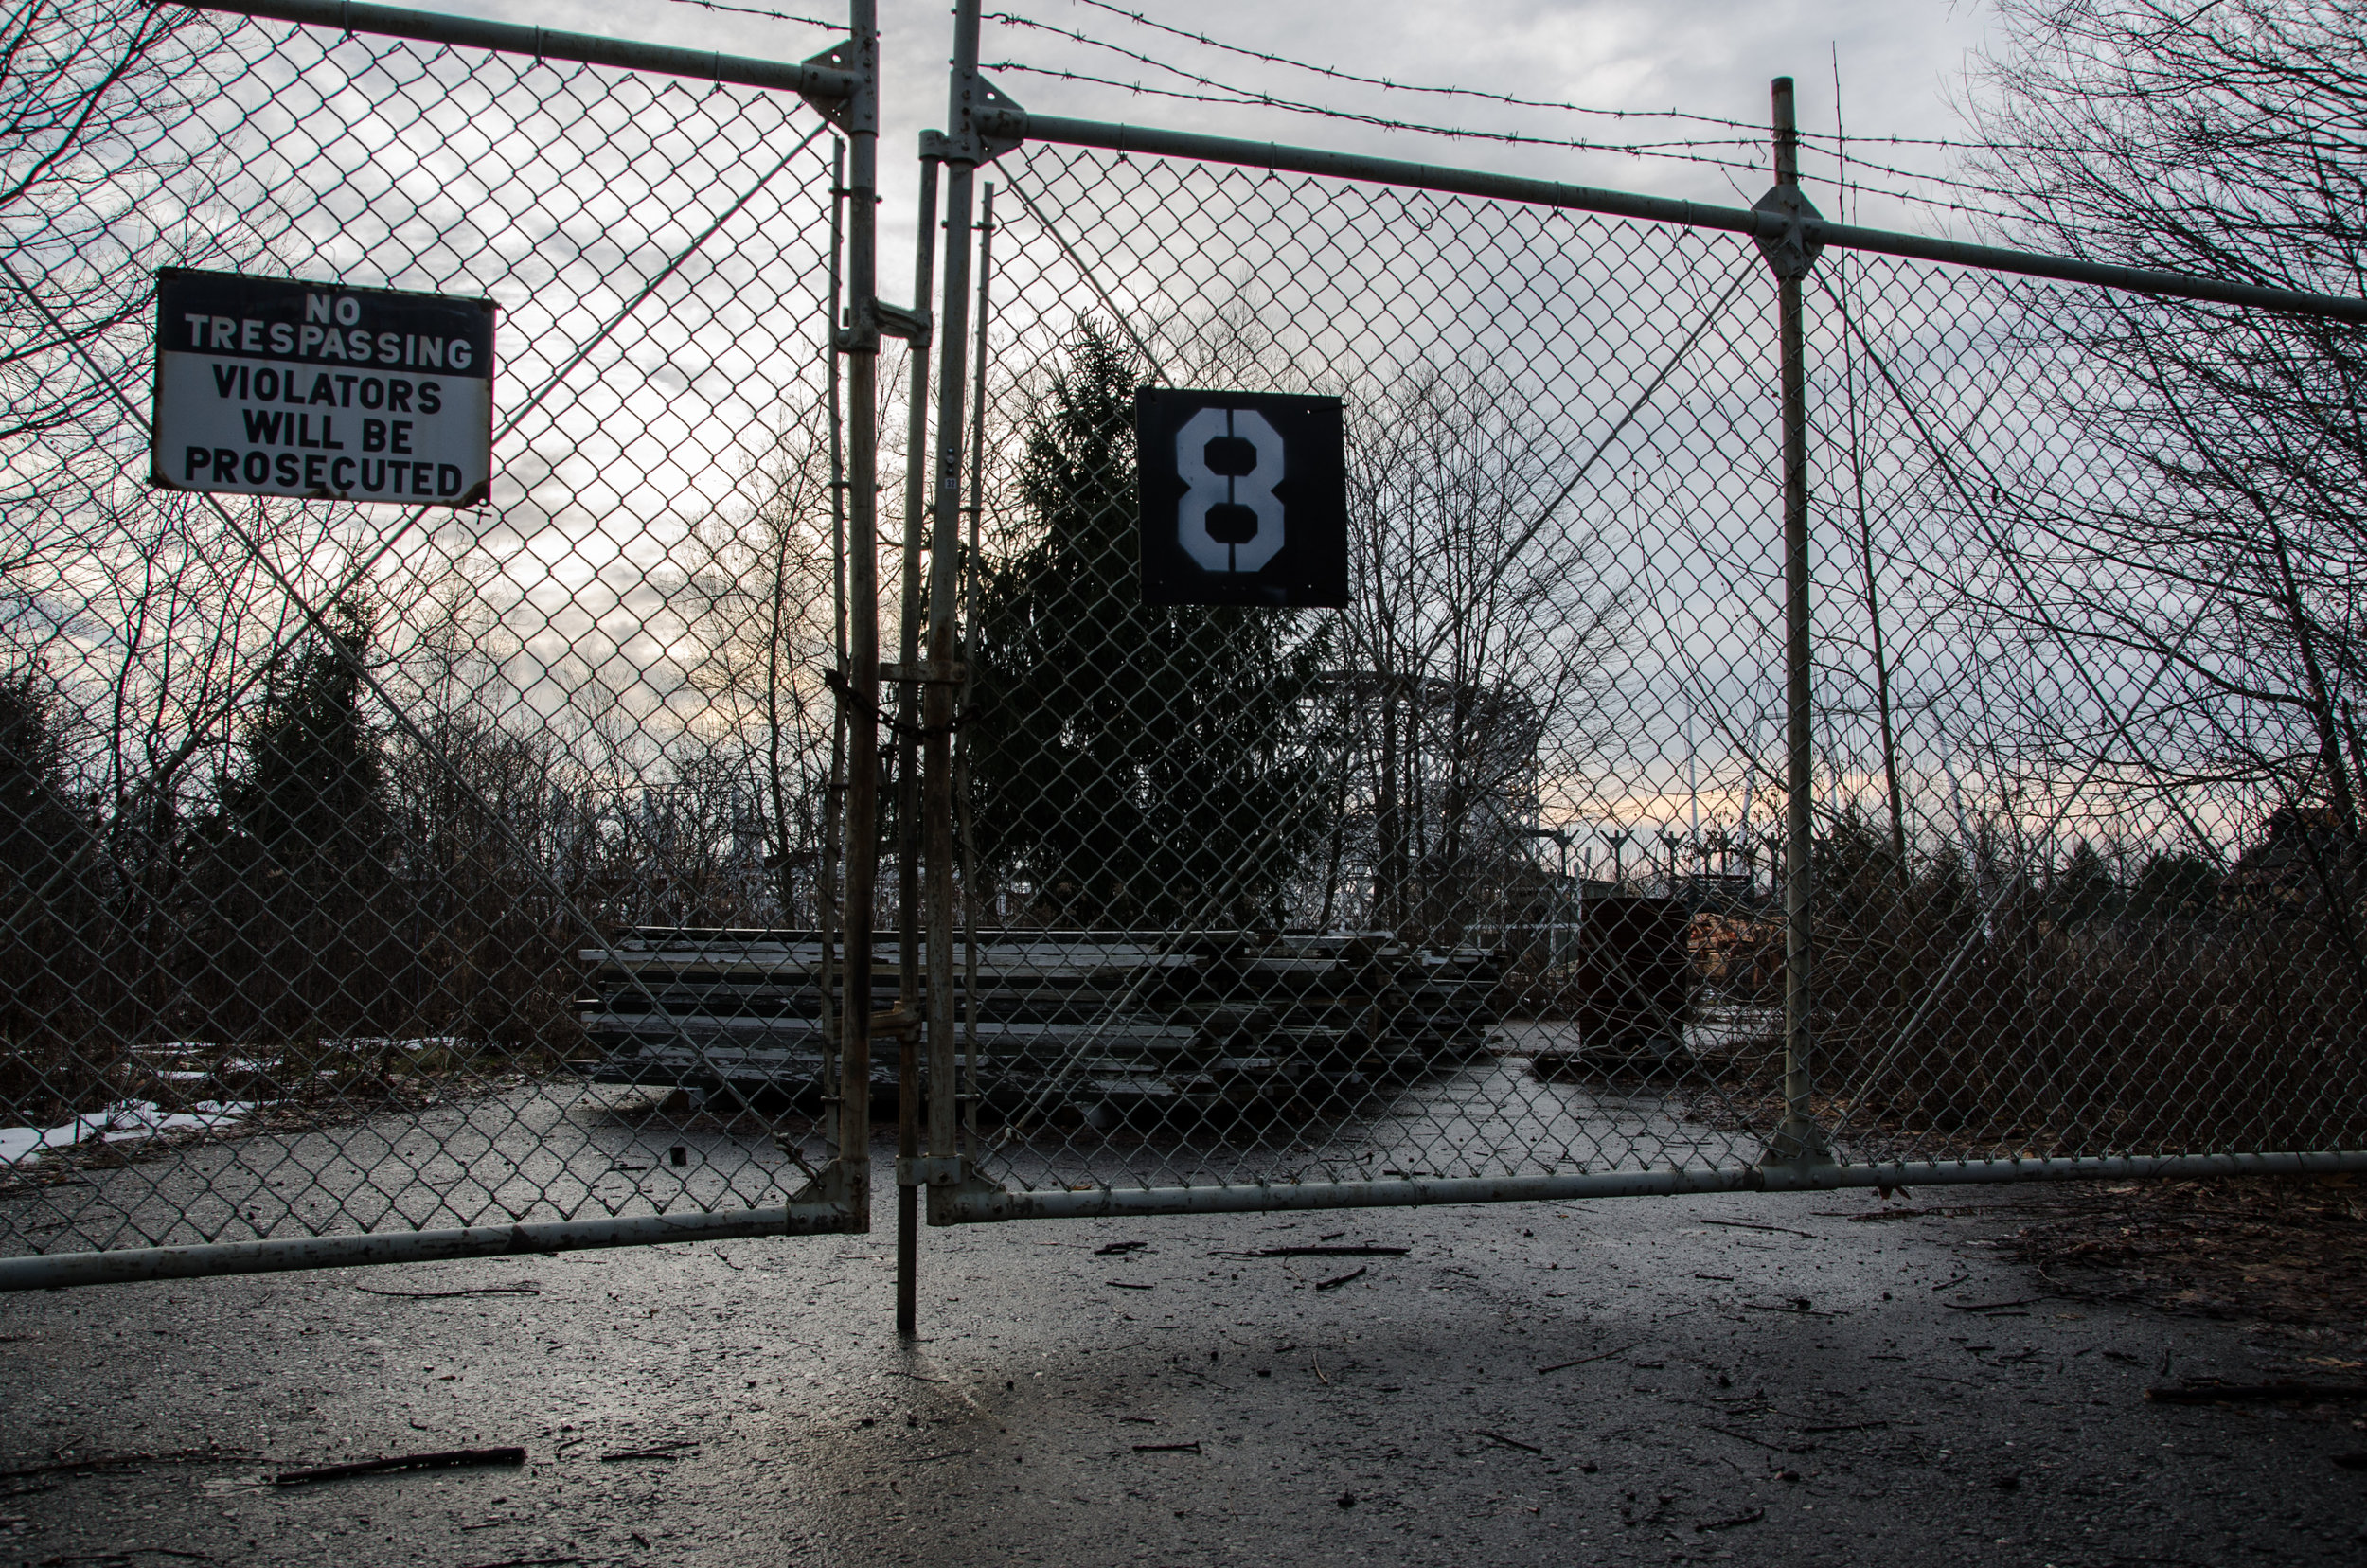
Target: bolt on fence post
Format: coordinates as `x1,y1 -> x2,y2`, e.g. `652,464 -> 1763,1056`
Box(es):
894,153 -> 940,1336
924,0 -> 985,1221
1762,75 -> 1832,1167
836,0 -> 883,1227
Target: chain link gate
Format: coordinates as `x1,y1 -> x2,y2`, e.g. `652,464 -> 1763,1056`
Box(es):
0,0 -> 885,1287
9,0 -> 2367,1303
906,5 -> 2367,1230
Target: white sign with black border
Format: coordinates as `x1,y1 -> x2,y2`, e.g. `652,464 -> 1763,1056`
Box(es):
151,268 -> 495,507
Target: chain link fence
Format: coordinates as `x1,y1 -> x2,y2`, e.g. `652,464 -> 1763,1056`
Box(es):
9,0 -> 2364,1286
1799,249 -> 2367,1168
922,137 -> 2367,1219
1,3 -> 865,1280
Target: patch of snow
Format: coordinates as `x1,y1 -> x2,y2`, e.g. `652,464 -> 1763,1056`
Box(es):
0,1098 -> 261,1165
330,1036 -> 467,1055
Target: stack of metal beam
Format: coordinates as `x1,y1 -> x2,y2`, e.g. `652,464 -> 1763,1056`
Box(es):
573,930 -> 1500,1122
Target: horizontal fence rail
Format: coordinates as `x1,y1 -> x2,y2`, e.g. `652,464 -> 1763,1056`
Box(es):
196,0 -> 859,100
976,107 -> 2367,324
933,1151 -> 2367,1223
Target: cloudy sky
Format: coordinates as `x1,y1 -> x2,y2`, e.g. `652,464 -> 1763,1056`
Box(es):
473,0 -> 2010,256
111,0 -> 2041,846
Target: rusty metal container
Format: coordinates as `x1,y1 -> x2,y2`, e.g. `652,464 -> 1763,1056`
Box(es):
1574,896 -> 1693,1061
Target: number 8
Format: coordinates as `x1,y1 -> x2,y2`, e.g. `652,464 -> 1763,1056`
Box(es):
1175,407 -> 1285,573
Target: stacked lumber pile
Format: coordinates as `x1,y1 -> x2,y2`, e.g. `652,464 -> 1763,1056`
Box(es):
573,930 -> 1499,1120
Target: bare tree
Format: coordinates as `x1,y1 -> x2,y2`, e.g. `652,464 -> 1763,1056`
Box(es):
1342,365 -> 1628,942
676,404 -> 845,927
0,0 -> 225,460
1960,0 -> 2367,965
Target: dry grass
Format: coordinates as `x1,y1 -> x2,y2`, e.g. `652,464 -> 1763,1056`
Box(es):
1808,888 -> 2367,1161
1990,1176 -> 2367,1327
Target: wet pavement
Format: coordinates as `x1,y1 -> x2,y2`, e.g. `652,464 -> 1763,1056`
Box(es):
6,1142 -> 2367,1567
5,1035 -> 1762,1256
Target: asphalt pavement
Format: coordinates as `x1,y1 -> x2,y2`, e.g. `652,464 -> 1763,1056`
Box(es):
5,1144 -> 2365,1567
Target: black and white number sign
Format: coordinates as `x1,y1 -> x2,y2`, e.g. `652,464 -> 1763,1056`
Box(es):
1135,388 -> 1347,607
151,268 -> 494,507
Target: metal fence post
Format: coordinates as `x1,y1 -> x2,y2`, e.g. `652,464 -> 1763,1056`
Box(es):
894,154 -> 940,1336
923,0 -> 985,1222
834,0 -> 882,1226
819,138 -> 847,1174
1761,76 -> 1832,1167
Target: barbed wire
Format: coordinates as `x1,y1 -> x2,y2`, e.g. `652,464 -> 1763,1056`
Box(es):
657,0 -> 846,28
1027,0 -> 1768,134
1802,149 -> 2025,206
985,62 -> 1772,169
993,6 -> 2020,225
991,13 -> 1770,156
1805,130 -> 2007,152
989,60 -> 2021,226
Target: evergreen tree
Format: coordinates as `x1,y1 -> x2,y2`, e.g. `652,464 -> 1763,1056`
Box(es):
2047,840 -> 2116,926
2130,850 -> 2216,920
0,668 -> 83,893
221,597 -> 389,874
0,666 -> 104,1114
968,323 -> 1333,929
193,597 -> 394,1038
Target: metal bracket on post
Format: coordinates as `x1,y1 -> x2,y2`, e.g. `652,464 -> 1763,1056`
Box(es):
1752,183 -> 1825,281
833,297 -> 932,354
874,300 -> 931,343
971,76 -> 1026,162
798,38 -> 857,130
783,1161 -> 866,1222
896,1155 -> 966,1186
941,76 -> 1026,166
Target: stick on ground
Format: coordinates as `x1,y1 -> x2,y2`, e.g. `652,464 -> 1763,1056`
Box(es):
2145,1382 -> 2367,1405
274,1448 -> 525,1486
1537,1340 -> 1645,1375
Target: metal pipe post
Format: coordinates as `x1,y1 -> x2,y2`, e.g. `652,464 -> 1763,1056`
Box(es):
894,156 -> 941,1337
818,139 -> 847,1164
835,0 -> 882,1226
960,182 -> 996,1159
924,0 -> 985,1217
1771,77 -> 1828,1165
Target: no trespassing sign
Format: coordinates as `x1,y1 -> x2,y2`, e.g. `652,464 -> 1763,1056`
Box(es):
150,268 -> 494,508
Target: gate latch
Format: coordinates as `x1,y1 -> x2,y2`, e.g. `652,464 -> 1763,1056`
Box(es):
835,298 -> 932,354
897,1155 -> 966,1186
